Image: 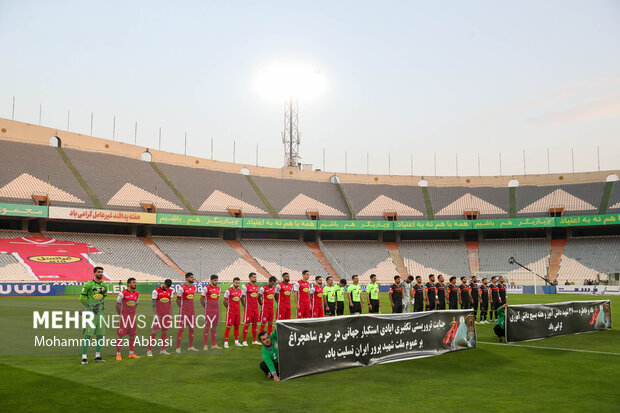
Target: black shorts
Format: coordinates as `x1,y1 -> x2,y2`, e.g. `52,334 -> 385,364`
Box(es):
461,301 -> 470,310
436,300 -> 445,310
471,299 -> 479,311
449,301 -> 458,310
480,300 -> 488,311
370,299 -> 380,313
336,301 -> 344,316
413,302 -> 424,312
351,301 -> 362,314
260,361 -> 280,378
392,303 -> 403,313
425,301 -> 436,311
492,300 -> 500,311
327,301 -> 336,316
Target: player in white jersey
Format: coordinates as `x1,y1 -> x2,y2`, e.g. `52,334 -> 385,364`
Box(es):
402,275 -> 414,312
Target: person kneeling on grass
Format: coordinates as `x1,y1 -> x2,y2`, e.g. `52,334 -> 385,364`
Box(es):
259,330 -> 279,381
494,304 -> 506,342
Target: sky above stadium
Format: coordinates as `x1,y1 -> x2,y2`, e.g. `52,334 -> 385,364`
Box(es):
1,0 -> 620,177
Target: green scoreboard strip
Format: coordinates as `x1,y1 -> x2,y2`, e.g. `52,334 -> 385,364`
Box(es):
2,203 -> 619,231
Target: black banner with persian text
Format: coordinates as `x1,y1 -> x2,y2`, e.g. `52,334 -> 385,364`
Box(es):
505,300 -> 612,342
276,310 -> 475,381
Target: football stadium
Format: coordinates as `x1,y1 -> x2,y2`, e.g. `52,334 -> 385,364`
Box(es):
1,2 -> 619,412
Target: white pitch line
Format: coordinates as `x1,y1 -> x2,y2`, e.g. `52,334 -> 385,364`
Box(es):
478,341 -> 620,356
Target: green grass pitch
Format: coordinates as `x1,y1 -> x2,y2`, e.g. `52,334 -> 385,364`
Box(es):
0,294 -> 618,412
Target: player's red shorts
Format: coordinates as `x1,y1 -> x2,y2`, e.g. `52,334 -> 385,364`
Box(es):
179,310 -> 196,328
261,307 -> 274,324
226,310 -> 241,326
277,305 -> 291,320
152,313 -> 173,331
297,305 -> 312,319
117,315 -> 137,336
205,305 -> 219,329
244,306 -> 260,323
312,304 -> 324,318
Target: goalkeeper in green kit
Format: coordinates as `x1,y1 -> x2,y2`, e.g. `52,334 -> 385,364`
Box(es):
80,266 -> 107,365
258,330 -> 280,381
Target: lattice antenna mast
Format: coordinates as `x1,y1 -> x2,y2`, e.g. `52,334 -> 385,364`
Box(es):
282,97 -> 301,167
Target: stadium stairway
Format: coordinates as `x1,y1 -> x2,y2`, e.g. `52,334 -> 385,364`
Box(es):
334,183 -> 356,220
57,147 -> 104,208
421,186 -> 434,219
317,239 -> 348,279
149,162 -> 197,214
548,239 -> 567,282
139,237 -> 186,277
465,241 -> 480,277
598,181 -> 613,214
305,242 -> 341,280
225,240 -> 273,279
244,175 -> 279,218
509,187 -> 517,218
384,242 -> 409,279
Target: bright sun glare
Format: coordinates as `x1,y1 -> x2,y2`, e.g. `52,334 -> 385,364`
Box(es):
256,62 -> 325,101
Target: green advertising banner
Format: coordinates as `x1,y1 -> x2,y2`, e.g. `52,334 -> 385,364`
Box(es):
317,220 -> 394,231
157,214 -> 242,228
555,213 -> 620,227
242,218 -> 317,230
0,203 -> 48,218
471,217 -> 555,230
3,203 -> 620,231
394,220 -> 471,231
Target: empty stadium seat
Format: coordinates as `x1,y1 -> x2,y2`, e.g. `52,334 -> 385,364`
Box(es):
0,254 -> 35,281
0,141 -> 90,207
252,176 -> 349,219
321,240 -> 398,283
63,149 -> 187,213
241,239 -> 327,280
478,238 -> 551,285
44,232 -> 180,281
342,183 -> 427,220
399,240 -> 470,279
429,187 -> 509,218
517,184 -> 603,216
152,236 -> 261,282
156,163 -> 270,217
557,236 -> 620,283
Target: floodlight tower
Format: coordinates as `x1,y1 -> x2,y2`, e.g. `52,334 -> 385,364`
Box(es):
258,64 -> 321,168
282,97 -> 300,167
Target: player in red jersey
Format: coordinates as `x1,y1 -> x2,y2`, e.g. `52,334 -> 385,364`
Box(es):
115,278 -> 140,360
223,277 -> 243,348
275,272 -> 293,320
147,279 -> 174,356
176,272 -> 199,353
259,276 -> 277,334
241,272 -> 261,346
294,270 -> 312,319
200,274 -> 222,350
311,275 -> 325,318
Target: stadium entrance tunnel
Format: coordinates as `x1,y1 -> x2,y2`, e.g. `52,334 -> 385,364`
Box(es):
49,136 -> 61,147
